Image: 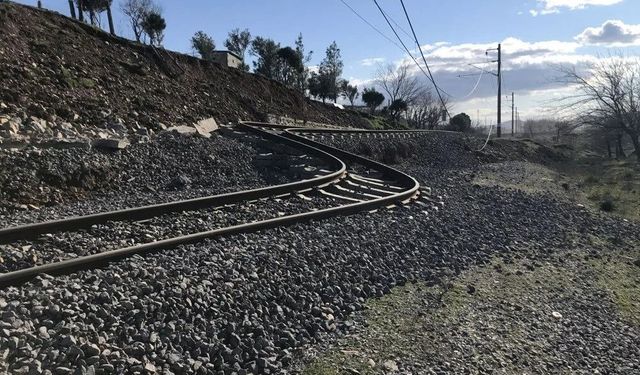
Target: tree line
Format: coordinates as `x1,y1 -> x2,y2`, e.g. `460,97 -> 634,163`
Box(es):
557,56 -> 640,161
64,1 -> 167,46
59,1 -> 454,130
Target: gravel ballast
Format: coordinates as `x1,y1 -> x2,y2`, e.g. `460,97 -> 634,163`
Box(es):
0,132 -> 303,226
1,132 -> 638,374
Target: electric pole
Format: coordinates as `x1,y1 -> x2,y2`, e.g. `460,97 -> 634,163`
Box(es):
511,92 -> 515,136
497,43 -> 502,138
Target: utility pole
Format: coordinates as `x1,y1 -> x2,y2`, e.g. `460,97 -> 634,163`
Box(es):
497,43 -> 502,138
511,92 -> 515,136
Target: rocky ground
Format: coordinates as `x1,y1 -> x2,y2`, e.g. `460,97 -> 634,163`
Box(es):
0,131 -> 303,219
303,246 -> 640,375
0,2 -> 370,148
0,130 -> 638,374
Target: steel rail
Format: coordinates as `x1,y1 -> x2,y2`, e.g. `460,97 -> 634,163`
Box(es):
0,128 -> 346,244
0,123 -> 420,287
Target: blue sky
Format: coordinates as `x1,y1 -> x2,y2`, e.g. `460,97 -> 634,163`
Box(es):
15,0 -> 640,122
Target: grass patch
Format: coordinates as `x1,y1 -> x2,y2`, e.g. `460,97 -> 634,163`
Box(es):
475,159 -> 640,222
366,116 -> 386,130
577,160 -> 640,221
302,247 -> 639,373
590,250 -> 640,326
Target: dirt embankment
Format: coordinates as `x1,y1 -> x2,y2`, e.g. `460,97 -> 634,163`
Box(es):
0,2 -> 369,143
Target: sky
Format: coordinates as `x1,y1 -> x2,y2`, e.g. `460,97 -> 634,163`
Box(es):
15,0 -> 640,125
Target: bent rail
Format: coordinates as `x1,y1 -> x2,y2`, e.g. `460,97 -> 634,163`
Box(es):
0,128 -> 346,244
0,123 -> 420,287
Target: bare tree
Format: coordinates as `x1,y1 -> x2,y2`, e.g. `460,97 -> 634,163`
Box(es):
375,63 -> 424,106
406,90 -> 448,129
120,0 -> 154,43
558,56 -> 640,161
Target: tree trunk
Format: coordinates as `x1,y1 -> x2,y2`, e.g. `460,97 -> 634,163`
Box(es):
629,133 -> 640,162
77,0 -> 84,22
606,139 -> 612,158
616,134 -> 626,159
68,0 -> 76,19
106,6 -> 115,35
89,9 -> 96,26
301,89 -> 307,125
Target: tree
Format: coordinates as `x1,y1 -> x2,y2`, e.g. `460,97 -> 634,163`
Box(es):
341,81 -> 359,106
141,11 -> 166,46
558,56 -> 640,161
389,99 -> 408,121
319,41 -> 343,103
362,88 -> 385,114
308,71 -> 333,103
376,63 -> 424,106
276,46 -> 303,87
407,90 -> 446,129
294,33 -> 313,93
191,31 -> 216,61
120,0 -> 154,42
75,0 -> 113,32
449,113 -> 472,132
251,37 -> 281,79
224,28 -> 251,72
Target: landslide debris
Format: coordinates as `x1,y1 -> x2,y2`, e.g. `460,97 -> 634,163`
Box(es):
0,2 -> 369,145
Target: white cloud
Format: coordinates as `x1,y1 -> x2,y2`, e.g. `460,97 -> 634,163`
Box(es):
378,37 -> 602,119
360,57 -> 385,66
576,20 -> 640,46
400,37 -> 582,74
530,0 -> 623,16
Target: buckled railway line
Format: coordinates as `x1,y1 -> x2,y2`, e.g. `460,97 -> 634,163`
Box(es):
0,122 -> 438,287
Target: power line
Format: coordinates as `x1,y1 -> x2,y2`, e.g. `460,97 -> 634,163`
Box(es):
459,67 -> 485,99
338,0 -> 405,53
377,4 -> 413,39
398,0 -> 450,118
371,0 -> 449,102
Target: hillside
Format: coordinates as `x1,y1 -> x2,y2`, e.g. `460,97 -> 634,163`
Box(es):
0,3 -> 370,143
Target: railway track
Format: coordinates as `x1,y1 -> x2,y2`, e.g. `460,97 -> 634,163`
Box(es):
0,122 -> 428,287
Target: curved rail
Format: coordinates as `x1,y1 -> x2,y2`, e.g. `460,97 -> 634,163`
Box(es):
0,128 -> 346,244
0,123 -> 420,287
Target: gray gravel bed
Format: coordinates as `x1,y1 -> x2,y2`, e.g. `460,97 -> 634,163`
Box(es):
0,194 -> 341,274
0,132 -> 305,226
0,132 -> 638,374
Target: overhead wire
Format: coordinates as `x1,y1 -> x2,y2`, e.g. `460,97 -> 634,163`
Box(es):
377,4 -> 413,39
459,66 -> 485,99
371,0 -> 451,107
338,0 -> 405,53
458,53 -> 495,99
396,0 -> 450,118
341,0 -> 452,118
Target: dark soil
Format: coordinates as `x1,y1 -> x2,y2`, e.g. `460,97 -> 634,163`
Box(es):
0,2 -> 369,137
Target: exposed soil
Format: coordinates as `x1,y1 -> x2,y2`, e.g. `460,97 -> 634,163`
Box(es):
0,2 -> 369,143
0,132 -> 295,213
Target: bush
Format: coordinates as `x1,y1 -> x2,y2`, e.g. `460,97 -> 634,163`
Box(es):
448,113 -> 472,132
600,197 -> 615,212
